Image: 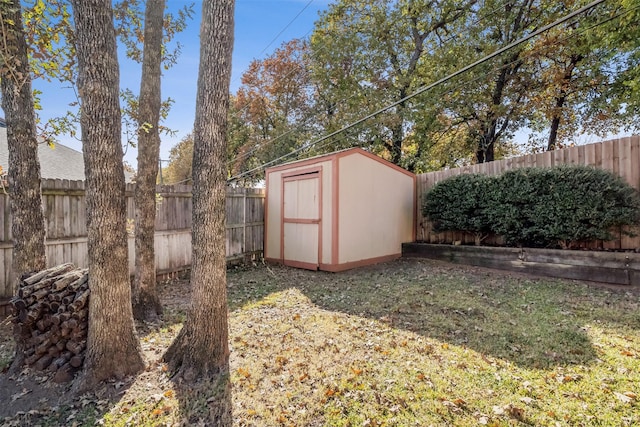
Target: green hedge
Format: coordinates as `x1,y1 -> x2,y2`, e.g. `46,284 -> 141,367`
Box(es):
422,173 -> 494,244
422,165 -> 640,248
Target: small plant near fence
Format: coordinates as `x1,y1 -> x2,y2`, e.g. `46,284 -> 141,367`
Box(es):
422,165 -> 640,248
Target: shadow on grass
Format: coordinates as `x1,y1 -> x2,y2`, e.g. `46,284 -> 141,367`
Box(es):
0,371 -> 133,425
226,258 -> 640,370
171,371 -> 233,426
151,264 -> 282,335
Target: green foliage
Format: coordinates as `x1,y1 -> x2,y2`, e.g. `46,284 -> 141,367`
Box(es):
308,0 -> 478,167
14,0 -> 192,146
113,0 -> 194,67
163,133 -> 192,184
226,0 -> 639,175
423,166 -> 640,248
120,87 -> 176,147
599,0 -> 640,132
422,173 -> 494,243
490,166 -> 640,247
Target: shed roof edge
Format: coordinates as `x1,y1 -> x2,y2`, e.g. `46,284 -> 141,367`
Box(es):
265,147 -> 415,179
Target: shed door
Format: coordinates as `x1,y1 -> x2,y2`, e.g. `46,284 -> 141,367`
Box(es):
282,172 -> 321,270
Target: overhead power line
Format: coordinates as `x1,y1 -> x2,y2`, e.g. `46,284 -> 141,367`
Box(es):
257,0 -> 315,58
227,0 -> 529,169
231,0 -> 640,184
229,0 -> 316,90
228,0 -> 608,183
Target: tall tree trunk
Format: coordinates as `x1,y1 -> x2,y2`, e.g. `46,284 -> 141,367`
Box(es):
546,55 -> 582,152
390,117 -> 404,166
70,0 -> 144,391
0,0 -> 47,371
164,0 -> 235,423
133,0 -> 165,322
474,0 -> 532,164
478,66 -> 508,163
476,120 -> 497,163
389,90 -> 406,166
546,99 -> 564,152
476,60 -> 515,163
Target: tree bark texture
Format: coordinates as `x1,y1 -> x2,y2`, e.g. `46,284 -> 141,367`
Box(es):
164,2 -> 234,423
475,55 -> 522,164
476,65 -> 509,164
0,0 -> 47,282
70,0 -> 143,390
547,97 -> 565,152
475,1 -> 532,164
0,0 -> 48,373
133,0 -> 165,321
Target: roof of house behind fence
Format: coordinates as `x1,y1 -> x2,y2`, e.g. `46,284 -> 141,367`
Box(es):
0,123 -> 133,182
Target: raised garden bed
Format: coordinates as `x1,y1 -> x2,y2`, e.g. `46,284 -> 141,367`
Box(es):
402,243 -> 640,286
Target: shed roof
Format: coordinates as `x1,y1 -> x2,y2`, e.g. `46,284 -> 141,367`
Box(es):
265,147 -> 414,178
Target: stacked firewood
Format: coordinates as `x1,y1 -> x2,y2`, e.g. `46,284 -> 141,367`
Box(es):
10,263 -> 89,382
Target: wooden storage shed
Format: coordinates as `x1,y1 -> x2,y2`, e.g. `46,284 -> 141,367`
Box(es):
265,148 -> 416,271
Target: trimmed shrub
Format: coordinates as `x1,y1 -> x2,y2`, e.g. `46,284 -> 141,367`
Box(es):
489,165 -> 640,247
422,165 -> 640,248
422,173 -> 494,244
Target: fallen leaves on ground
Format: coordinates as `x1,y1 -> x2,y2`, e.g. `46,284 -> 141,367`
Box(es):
0,258 -> 639,426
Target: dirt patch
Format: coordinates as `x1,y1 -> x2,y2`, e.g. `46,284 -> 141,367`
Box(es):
0,318 -> 76,418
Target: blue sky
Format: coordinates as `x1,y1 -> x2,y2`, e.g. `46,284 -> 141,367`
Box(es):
24,0 -> 330,167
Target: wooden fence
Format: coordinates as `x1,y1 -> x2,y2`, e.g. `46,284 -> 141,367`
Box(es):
416,136 -> 640,249
0,181 -> 265,310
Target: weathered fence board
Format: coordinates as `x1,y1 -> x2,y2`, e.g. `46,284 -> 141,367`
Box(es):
0,182 -> 265,314
417,136 -> 640,249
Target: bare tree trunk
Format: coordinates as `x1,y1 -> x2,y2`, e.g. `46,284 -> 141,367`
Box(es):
389,94 -> 406,167
547,103 -> 564,152
164,0 -> 235,424
546,55 -> 582,152
0,0 -> 47,372
476,124 -> 497,163
476,65 -> 510,164
132,0 -> 165,322
70,0 -> 144,391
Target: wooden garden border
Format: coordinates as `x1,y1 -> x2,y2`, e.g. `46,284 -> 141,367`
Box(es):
402,243 -> 640,286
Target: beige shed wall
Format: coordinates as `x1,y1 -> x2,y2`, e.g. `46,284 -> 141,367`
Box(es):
338,154 -> 414,264
265,159 -> 334,264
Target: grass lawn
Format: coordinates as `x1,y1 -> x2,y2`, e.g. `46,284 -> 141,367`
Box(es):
1,258 -> 639,426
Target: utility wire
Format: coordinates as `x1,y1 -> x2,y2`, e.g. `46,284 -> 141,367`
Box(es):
257,0 -> 315,58
228,0 -> 607,182
227,0 -> 524,169
232,0 -> 639,182
311,1 -> 640,160
229,0 -> 316,90
304,1 -> 640,160
226,1 -> 558,172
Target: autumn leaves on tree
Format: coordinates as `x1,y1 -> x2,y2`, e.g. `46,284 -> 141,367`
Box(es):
221,0 -> 640,182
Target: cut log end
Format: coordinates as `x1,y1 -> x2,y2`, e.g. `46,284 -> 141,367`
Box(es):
11,264 -> 89,379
